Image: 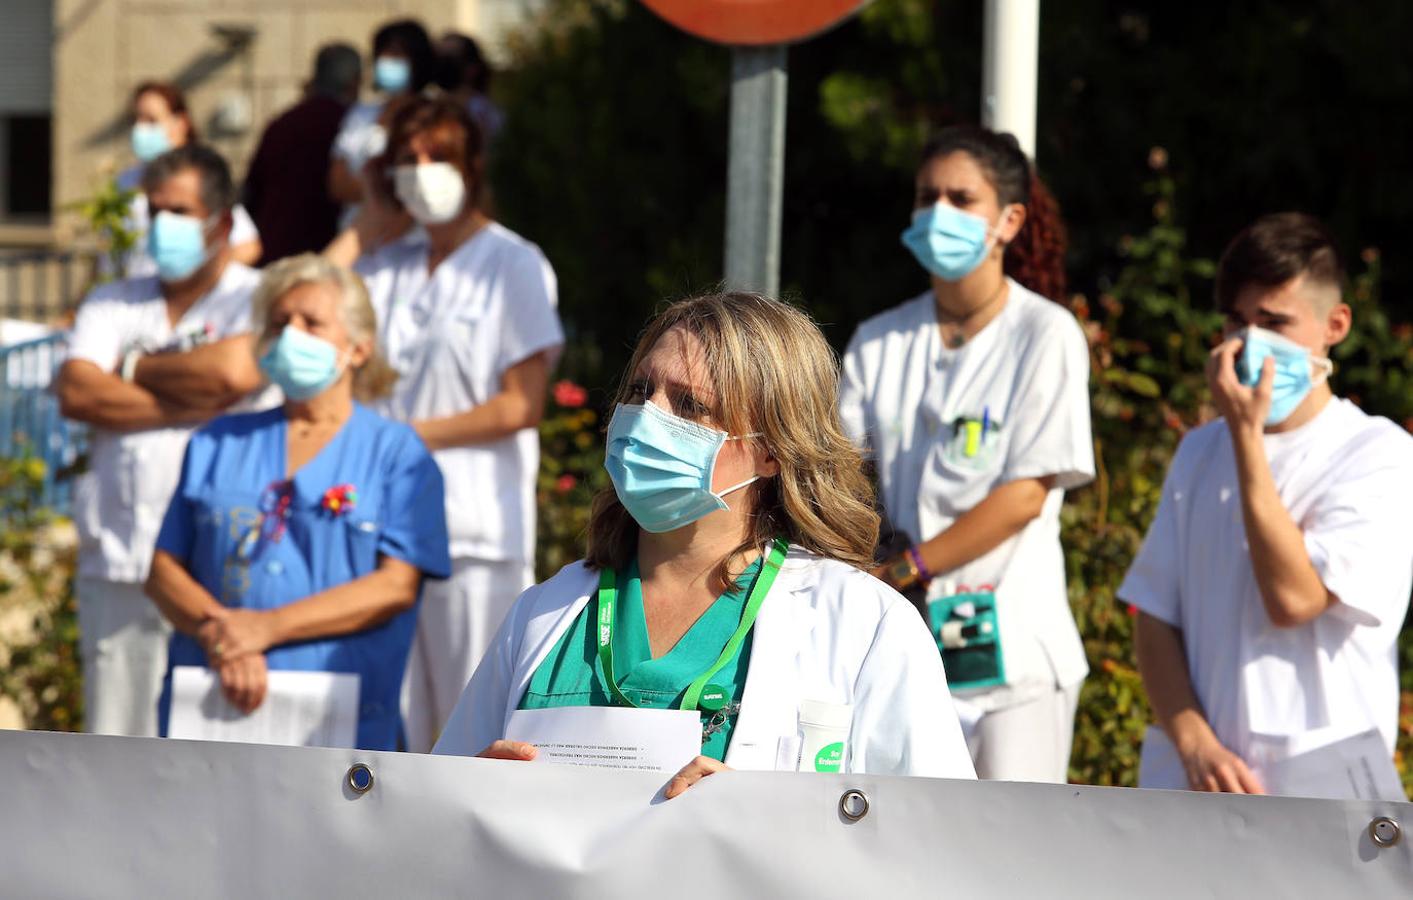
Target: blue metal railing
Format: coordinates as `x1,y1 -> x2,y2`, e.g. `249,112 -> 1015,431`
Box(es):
1,333 -> 88,515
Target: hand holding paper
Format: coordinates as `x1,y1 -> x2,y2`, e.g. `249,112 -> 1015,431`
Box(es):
504,706 -> 701,774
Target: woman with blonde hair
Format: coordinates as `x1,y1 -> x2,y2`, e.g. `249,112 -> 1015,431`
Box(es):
146,254 -> 450,750
433,292 -> 974,791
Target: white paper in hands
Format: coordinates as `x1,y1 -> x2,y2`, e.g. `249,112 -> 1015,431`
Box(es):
1253,728 -> 1407,801
168,666 -> 360,749
505,706 -> 701,773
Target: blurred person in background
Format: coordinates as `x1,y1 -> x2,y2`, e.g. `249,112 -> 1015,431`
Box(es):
147,255 -> 450,751
328,19 -> 437,220
115,82 -> 262,276
244,44 -> 362,265
326,95 -> 562,752
434,32 -> 503,149
57,145 -> 273,737
1123,213 -> 1413,796
839,125 -> 1094,784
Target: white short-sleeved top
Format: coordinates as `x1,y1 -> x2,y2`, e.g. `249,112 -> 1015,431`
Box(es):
356,222 -> 564,563
1120,398 -> 1413,760
67,263 -> 267,582
839,280 -> 1095,706
110,164 -> 260,279
331,100 -> 387,170
330,100 -> 389,229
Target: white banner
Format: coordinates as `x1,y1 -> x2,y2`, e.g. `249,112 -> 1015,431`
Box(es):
0,729 -> 1408,897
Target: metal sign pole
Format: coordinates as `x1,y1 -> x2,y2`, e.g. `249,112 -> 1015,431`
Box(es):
981,0 -> 1040,157
723,45 -> 787,296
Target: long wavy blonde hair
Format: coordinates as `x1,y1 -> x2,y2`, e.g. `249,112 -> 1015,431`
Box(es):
248,254 -> 398,402
585,292 -> 879,580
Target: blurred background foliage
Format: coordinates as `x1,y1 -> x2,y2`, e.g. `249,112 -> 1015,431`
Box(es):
5,0 -> 1411,790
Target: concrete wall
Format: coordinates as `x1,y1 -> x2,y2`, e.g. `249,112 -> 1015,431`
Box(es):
50,0 -> 544,230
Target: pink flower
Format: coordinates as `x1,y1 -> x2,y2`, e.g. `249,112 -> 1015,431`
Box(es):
556,474 -> 577,494
553,380 -> 588,408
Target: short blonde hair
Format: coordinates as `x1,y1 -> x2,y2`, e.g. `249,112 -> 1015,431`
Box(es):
586,292 -> 879,581
249,254 -> 398,402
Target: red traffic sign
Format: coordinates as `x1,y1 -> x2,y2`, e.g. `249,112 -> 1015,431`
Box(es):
641,0 -> 871,46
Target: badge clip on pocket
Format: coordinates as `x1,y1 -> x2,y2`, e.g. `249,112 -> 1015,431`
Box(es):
927,588 -> 1005,691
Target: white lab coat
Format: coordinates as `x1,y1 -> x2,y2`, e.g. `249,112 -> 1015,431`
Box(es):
433,546 -> 977,779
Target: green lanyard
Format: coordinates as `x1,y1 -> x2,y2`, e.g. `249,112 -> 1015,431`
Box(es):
595,538 -> 789,712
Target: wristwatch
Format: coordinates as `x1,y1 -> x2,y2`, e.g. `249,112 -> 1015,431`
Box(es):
885,553 -> 920,591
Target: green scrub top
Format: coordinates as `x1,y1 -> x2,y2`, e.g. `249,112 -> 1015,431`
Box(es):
519,556 -> 765,762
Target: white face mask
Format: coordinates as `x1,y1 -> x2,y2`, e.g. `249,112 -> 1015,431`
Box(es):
393,162 -> 467,225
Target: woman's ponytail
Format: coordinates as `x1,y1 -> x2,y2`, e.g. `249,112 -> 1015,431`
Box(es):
1004,171 -> 1068,302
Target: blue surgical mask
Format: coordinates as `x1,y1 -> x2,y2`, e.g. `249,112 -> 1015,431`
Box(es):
130,122 -> 172,162
374,57 -> 412,93
259,327 -> 348,401
1234,326 -> 1333,426
901,203 -> 1000,281
148,211 -> 216,283
604,402 -> 763,533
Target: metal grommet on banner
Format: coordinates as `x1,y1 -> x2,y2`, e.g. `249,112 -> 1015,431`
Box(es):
839,789 -> 869,822
347,763 -> 374,795
1369,817 -> 1401,848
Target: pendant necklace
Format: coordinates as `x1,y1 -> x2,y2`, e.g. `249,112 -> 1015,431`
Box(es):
940,276 -> 1008,349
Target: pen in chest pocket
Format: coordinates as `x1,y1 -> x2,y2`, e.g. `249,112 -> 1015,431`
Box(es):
953,407 -> 1000,458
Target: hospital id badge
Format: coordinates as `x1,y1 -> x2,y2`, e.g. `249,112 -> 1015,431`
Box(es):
926,587 -> 1005,691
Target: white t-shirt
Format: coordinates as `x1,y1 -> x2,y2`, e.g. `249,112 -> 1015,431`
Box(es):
67,263 -> 265,582
331,100 -> 387,171
110,164 -> 260,279
356,222 -> 564,563
839,280 -> 1095,708
330,100 -> 388,229
1120,398 -> 1413,775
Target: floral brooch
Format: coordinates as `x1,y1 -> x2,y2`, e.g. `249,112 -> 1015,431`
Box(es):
322,484 -> 358,516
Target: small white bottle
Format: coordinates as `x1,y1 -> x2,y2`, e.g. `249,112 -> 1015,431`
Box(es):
797,700 -> 853,773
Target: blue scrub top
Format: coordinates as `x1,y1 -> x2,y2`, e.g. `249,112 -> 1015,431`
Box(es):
155,403 -> 451,750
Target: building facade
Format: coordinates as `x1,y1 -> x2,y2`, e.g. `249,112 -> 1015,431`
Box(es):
1,0 -> 544,242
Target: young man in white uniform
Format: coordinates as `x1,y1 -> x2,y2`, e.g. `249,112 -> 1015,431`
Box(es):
1121,213 -> 1413,794
57,145 -> 271,736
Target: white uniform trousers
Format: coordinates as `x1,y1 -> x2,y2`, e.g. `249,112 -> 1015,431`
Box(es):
966,681 -> 1082,783
401,557 -> 535,753
76,577 -> 172,737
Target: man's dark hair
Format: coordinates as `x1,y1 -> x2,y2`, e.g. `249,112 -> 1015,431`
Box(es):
1214,212 -> 1344,314
311,42 -> 362,97
436,32 -> 491,93
141,144 -> 237,216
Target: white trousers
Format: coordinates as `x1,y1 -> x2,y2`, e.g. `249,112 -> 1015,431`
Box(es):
76,577 -> 172,737
966,682 -> 1082,783
401,557 -> 534,753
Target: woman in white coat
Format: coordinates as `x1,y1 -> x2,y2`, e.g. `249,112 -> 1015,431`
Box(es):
434,293 -> 975,791
840,125 -> 1095,783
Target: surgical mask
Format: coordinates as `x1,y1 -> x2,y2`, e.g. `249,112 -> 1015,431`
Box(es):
259,327 -> 348,401
374,57 -> 412,93
901,203 -> 1002,281
604,402 -> 763,534
394,163 -> 466,225
1234,326 -> 1332,426
130,122 -> 172,162
148,211 -> 216,283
